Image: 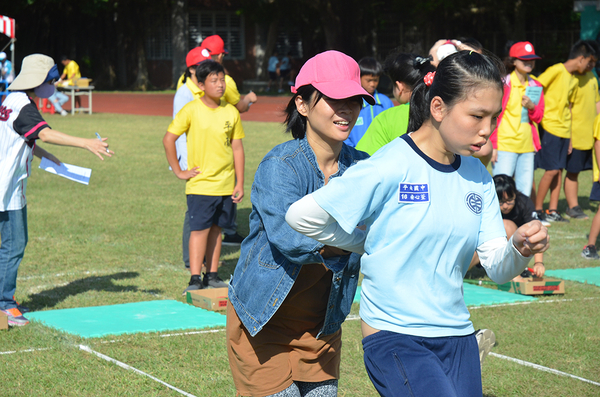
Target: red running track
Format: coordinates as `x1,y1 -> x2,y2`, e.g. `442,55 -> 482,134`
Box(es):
88,92 -> 288,123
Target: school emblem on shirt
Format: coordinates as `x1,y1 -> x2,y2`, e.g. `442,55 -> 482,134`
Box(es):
398,183 -> 429,203
465,192 -> 483,215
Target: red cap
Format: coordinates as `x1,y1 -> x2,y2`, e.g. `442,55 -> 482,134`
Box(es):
186,46 -> 211,67
291,50 -> 374,105
509,42 -> 541,60
202,35 -> 228,55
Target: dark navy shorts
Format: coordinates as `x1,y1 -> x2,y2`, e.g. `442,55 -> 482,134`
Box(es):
566,148 -> 593,174
268,71 -> 278,81
590,182 -> 600,202
362,330 -> 482,397
536,127 -> 569,171
187,194 -> 236,231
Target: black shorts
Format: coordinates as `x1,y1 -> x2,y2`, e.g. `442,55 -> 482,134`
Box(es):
187,194 -> 236,231
566,148 -> 593,173
280,68 -> 291,80
536,127 -> 569,171
268,71 -> 278,81
590,182 -> 600,202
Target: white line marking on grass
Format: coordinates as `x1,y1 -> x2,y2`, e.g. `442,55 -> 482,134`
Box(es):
468,296 -> 600,310
78,344 -> 198,397
17,269 -> 128,281
0,347 -> 51,355
490,352 -> 600,387
159,328 -> 224,338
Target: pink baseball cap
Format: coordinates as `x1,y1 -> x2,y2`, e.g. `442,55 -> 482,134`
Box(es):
291,50 -> 375,105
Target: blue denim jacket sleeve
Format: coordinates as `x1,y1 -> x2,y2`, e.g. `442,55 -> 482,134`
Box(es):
253,155 -> 349,269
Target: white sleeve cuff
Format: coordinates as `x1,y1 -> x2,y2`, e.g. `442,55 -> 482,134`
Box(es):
477,236 -> 531,284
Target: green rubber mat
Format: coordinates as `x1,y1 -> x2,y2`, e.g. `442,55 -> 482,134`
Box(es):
546,267 -> 600,286
353,283 -> 535,306
462,283 -> 535,305
27,300 -> 226,338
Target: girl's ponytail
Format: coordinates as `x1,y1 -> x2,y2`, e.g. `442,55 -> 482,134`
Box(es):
407,78 -> 432,132
384,52 -> 435,90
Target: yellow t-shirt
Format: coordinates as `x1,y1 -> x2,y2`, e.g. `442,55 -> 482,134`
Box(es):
571,72 -> 600,150
184,76 -> 203,100
497,72 -> 536,153
63,60 -> 81,84
176,73 -> 240,105
537,63 -> 577,139
592,114 -> 600,182
168,98 -> 245,196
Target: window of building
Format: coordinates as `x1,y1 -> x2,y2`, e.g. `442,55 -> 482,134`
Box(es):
188,11 -> 245,60
275,28 -> 303,58
146,14 -> 172,60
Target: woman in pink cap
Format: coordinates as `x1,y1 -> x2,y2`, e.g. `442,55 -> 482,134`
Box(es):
490,41 -> 545,198
226,50 -> 374,397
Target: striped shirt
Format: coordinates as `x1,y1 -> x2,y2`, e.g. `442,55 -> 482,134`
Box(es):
0,92 -> 48,211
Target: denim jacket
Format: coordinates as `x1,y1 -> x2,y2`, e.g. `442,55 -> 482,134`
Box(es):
229,135 -> 369,337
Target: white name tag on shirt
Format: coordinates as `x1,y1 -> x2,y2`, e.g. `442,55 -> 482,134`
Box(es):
398,183 -> 429,203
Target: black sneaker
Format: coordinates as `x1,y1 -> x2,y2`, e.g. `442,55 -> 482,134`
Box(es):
544,210 -> 569,223
182,275 -> 204,296
582,245 -> 600,260
203,272 -> 228,289
222,232 -> 245,246
566,206 -> 589,220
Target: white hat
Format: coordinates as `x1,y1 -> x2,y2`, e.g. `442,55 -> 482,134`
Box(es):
8,54 -> 54,91
0,52 -> 6,61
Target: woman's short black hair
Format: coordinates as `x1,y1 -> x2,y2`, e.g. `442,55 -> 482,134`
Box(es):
284,85 -> 324,139
407,50 -> 505,132
493,174 -> 518,201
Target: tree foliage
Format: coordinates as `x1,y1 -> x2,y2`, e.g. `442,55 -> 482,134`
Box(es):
0,0 -> 581,89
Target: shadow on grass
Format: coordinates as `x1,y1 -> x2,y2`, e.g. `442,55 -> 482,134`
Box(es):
557,196 -> 597,213
22,271 -> 162,311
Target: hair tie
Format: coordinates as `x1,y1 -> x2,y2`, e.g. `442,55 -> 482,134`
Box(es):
413,56 -> 429,67
423,71 -> 436,86
469,50 -> 474,55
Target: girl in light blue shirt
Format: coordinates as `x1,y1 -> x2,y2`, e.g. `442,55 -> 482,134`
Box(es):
287,51 -> 549,397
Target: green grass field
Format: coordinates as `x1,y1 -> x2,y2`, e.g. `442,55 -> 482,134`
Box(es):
1,113 -> 600,396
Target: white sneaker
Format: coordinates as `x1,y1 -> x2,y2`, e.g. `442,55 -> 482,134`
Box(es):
60,110 -> 68,116
475,329 -> 496,366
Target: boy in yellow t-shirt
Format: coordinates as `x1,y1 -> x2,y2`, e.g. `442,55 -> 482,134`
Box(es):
582,113 -> 600,259
564,52 -> 600,220
535,40 -> 597,223
59,55 -> 82,107
163,60 -> 245,293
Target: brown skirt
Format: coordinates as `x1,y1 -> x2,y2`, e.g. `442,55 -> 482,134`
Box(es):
226,263 -> 342,396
